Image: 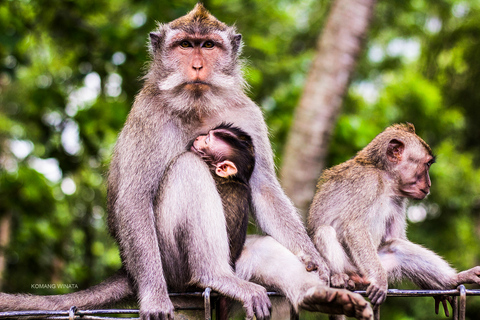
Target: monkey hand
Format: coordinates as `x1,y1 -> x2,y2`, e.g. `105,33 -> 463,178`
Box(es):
242,283 -> 272,320
139,295 -> 175,320
365,278 -> 387,306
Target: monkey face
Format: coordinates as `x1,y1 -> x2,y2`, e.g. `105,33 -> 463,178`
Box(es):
395,149 -> 434,200
191,130 -> 231,161
170,32 -> 227,93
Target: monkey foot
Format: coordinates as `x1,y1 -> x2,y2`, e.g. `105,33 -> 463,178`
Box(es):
299,286 -> 373,320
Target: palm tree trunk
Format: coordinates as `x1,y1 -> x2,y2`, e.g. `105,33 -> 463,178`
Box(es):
280,0 -> 377,217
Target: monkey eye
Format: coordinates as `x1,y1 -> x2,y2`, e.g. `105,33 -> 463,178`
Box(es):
426,157 -> 436,168
180,41 -> 192,48
203,41 -> 215,48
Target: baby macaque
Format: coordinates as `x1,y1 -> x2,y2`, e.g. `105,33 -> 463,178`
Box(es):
190,123 -> 255,265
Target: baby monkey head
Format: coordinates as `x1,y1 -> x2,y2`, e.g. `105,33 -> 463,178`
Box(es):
191,123 -> 255,183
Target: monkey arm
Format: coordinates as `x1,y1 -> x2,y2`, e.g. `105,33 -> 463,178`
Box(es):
343,228 -> 387,306
107,110 -> 185,318
247,126 -> 329,281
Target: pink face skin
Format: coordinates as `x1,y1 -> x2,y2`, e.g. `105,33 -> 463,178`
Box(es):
191,129 -> 238,178
191,130 -> 229,157
387,139 -> 435,200
170,32 -> 226,92
397,154 -> 434,200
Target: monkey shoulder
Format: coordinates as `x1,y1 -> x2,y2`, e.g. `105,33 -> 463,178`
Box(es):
310,161 -> 387,228
319,160 -> 385,197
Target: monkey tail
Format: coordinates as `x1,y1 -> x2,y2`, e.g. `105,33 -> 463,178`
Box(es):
0,268 -> 134,311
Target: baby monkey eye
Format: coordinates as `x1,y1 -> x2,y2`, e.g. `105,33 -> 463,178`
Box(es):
203,41 -> 215,48
180,41 -> 192,48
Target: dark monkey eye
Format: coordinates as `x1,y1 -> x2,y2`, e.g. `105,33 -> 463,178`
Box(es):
203,41 -> 215,48
180,41 -> 192,48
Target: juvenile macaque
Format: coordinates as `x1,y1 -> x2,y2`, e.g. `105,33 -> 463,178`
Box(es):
0,4 -> 373,320
190,123 -> 255,264
308,123 -> 480,314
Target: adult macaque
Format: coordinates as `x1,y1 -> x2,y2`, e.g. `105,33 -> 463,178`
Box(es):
0,4 -> 373,320
190,123 -> 255,265
308,123 -> 480,314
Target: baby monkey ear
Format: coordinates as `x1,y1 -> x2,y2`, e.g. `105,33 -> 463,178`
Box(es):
215,160 -> 238,178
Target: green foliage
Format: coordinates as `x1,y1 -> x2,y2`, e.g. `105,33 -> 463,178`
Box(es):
1,0 -> 480,318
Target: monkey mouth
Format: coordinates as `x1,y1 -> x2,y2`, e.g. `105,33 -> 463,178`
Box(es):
190,144 -> 205,156
185,80 -> 210,88
187,80 -> 209,85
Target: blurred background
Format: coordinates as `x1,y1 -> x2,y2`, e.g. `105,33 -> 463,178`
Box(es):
1,0 -> 479,319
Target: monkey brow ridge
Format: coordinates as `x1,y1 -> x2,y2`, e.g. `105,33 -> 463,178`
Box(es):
169,3 -> 228,32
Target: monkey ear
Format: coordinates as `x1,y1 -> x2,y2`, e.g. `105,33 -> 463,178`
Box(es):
232,34 -> 243,55
386,139 -> 405,163
149,32 -> 164,51
215,160 -> 238,178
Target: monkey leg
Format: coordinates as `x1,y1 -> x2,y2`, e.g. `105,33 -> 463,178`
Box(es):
312,225 -> 355,289
157,153 -> 271,320
378,238 -> 458,289
378,238 -> 465,317
454,266 -> 480,286
236,235 -> 373,320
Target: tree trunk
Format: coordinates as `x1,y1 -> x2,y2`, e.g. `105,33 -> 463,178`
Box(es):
280,0 -> 377,217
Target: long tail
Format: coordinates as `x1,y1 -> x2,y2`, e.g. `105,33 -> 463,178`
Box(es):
0,268 -> 134,311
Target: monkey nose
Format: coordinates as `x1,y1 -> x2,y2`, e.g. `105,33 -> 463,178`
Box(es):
192,57 -> 203,71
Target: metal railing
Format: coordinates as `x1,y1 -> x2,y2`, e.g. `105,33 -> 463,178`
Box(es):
1,286 -> 479,319
355,285 -> 480,320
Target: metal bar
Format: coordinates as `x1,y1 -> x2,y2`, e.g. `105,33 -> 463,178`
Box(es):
458,285 -> 466,320
354,289 -> 468,297
68,306 -> 77,320
2,289 -> 480,319
373,305 -> 380,320
203,287 -> 212,320
453,293 -> 458,320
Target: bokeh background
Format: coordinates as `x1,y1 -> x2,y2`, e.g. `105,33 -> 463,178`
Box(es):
1,0 -> 480,319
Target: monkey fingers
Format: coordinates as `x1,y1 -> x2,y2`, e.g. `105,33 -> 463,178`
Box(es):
299,286 -> 373,320
434,295 -> 452,317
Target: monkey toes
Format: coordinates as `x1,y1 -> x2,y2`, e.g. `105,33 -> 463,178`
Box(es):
140,309 -> 174,320
331,273 -> 351,289
299,286 -> 373,320
242,285 -> 272,320
140,298 -> 175,320
456,266 -> 480,286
